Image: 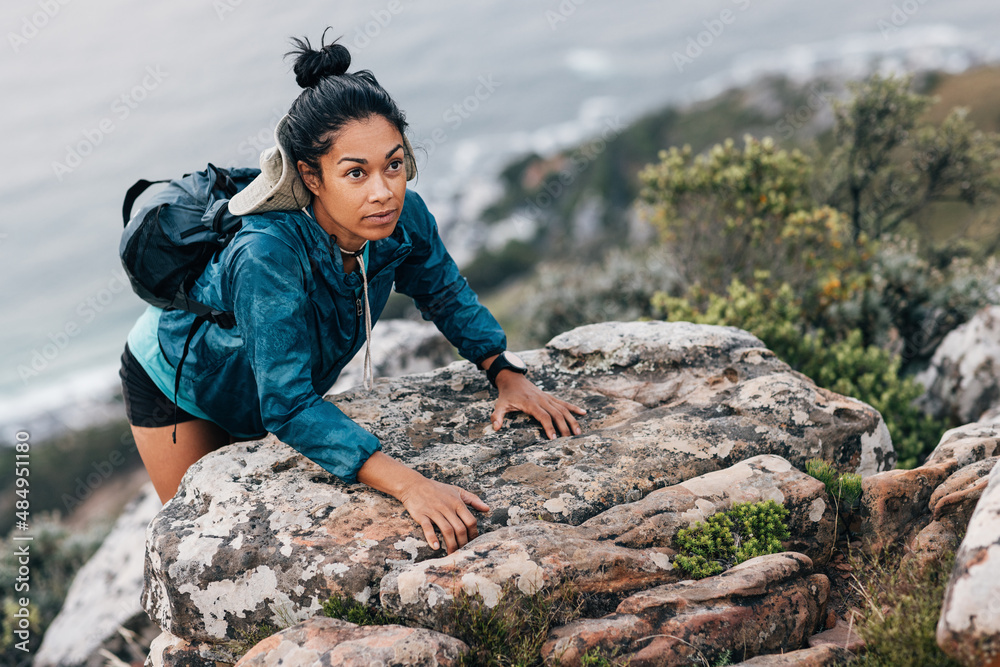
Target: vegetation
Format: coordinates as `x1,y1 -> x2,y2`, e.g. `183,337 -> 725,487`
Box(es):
823,74 -> 1000,243
673,500 -> 790,580
0,515 -> 108,662
451,581 -> 581,667
321,592 -> 401,626
805,458 -> 863,508
847,549 -> 962,667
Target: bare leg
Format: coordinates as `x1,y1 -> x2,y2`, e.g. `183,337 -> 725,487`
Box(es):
132,419 -> 231,503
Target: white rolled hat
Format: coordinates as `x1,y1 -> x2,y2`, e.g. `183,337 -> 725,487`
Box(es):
229,113 -> 418,216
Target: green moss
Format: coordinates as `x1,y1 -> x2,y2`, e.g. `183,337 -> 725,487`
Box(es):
673,500 -> 790,580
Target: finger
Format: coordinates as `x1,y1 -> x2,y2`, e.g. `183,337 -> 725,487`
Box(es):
444,509 -> 470,550
531,407 -> 557,440
431,511 -> 459,554
550,403 -> 580,437
454,500 -> 479,536
491,402 -> 509,431
416,516 -> 441,552
460,488 -> 490,513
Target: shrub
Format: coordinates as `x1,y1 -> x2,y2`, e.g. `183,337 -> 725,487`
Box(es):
847,549 -> 962,667
639,135 -> 866,300
673,500 -> 790,580
823,73 -> 1000,243
520,245 -> 682,346
449,580 -> 582,667
0,516 -> 109,660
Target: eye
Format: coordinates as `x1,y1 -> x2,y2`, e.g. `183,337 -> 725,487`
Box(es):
387,159 -> 403,172
347,168 -> 365,179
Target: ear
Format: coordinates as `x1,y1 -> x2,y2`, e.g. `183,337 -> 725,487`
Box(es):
297,160 -> 322,195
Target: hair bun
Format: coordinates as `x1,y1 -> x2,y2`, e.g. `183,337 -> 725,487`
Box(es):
288,34 -> 350,89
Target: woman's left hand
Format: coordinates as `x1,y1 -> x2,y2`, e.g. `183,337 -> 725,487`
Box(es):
491,372 -> 587,439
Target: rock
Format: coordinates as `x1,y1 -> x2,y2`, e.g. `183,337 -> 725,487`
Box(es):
34,483 -> 162,667
326,318 -> 456,395
909,456 -> 998,572
937,460 -> 1000,666
143,437 -> 442,643
859,459 -> 958,555
144,630 -> 237,667
924,415 -> 1000,468
541,552 -> 829,667
380,455 -> 836,632
732,644 -> 855,666
233,617 -> 468,666
144,322 -> 890,645
808,619 -> 865,653
917,306 -> 1000,424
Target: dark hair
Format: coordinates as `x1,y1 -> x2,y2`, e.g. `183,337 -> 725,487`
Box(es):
284,31 -> 410,176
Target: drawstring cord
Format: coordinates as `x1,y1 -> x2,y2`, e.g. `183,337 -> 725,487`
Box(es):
302,205 -> 374,393
356,249 -> 374,392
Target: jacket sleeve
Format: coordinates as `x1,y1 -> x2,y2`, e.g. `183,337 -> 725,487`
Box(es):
226,232 -> 381,483
393,191 -> 507,366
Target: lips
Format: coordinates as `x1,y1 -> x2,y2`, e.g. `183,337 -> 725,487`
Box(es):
365,209 -> 397,225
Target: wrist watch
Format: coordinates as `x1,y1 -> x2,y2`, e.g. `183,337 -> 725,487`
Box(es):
486,351 -> 528,388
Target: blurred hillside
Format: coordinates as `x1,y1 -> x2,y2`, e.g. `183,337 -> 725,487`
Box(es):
463,66 -> 1000,302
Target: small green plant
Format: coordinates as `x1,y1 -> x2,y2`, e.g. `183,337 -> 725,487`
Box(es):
805,459 -> 863,508
579,646 -> 626,666
226,623 -> 279,659
847,549 -> 962,667
452,579 -> 582,667
673,500 -> 790,580
321,592 -> 400,626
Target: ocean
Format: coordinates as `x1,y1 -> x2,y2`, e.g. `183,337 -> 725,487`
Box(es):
2,0 -> 999,443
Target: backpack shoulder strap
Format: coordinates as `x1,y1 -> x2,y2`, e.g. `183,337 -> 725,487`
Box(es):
122,178 -> 170,226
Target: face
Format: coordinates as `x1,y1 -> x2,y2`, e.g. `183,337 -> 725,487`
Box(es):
297,115 -> 407,252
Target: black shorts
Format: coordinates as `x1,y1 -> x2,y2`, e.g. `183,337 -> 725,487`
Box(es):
119,343 -> 199,428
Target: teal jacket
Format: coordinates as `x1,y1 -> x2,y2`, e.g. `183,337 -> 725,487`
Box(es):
153,190 -> 506,482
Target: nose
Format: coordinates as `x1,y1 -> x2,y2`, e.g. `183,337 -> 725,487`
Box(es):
368,172 -> 393,203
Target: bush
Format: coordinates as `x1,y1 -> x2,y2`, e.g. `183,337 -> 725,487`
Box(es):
819,238 -> 998,372
639,135 -> 866,301
673,500 -> 790,580
521,245 -> 682,345
848,549 -> 962,667
449,580 -> 582,667
653,278 -> 948,468
0,516 -> 109,661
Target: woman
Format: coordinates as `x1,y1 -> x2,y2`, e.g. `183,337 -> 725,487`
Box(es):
119,35 -> 586,555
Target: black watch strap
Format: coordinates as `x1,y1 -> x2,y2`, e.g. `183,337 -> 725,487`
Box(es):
486,351 -> 527,388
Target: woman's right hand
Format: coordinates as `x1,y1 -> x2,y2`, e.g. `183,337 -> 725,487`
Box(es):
398,477 -> 489,553
356,450 -> 489,554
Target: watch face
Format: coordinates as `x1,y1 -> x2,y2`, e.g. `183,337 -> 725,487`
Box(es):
505,351 -> 527,371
